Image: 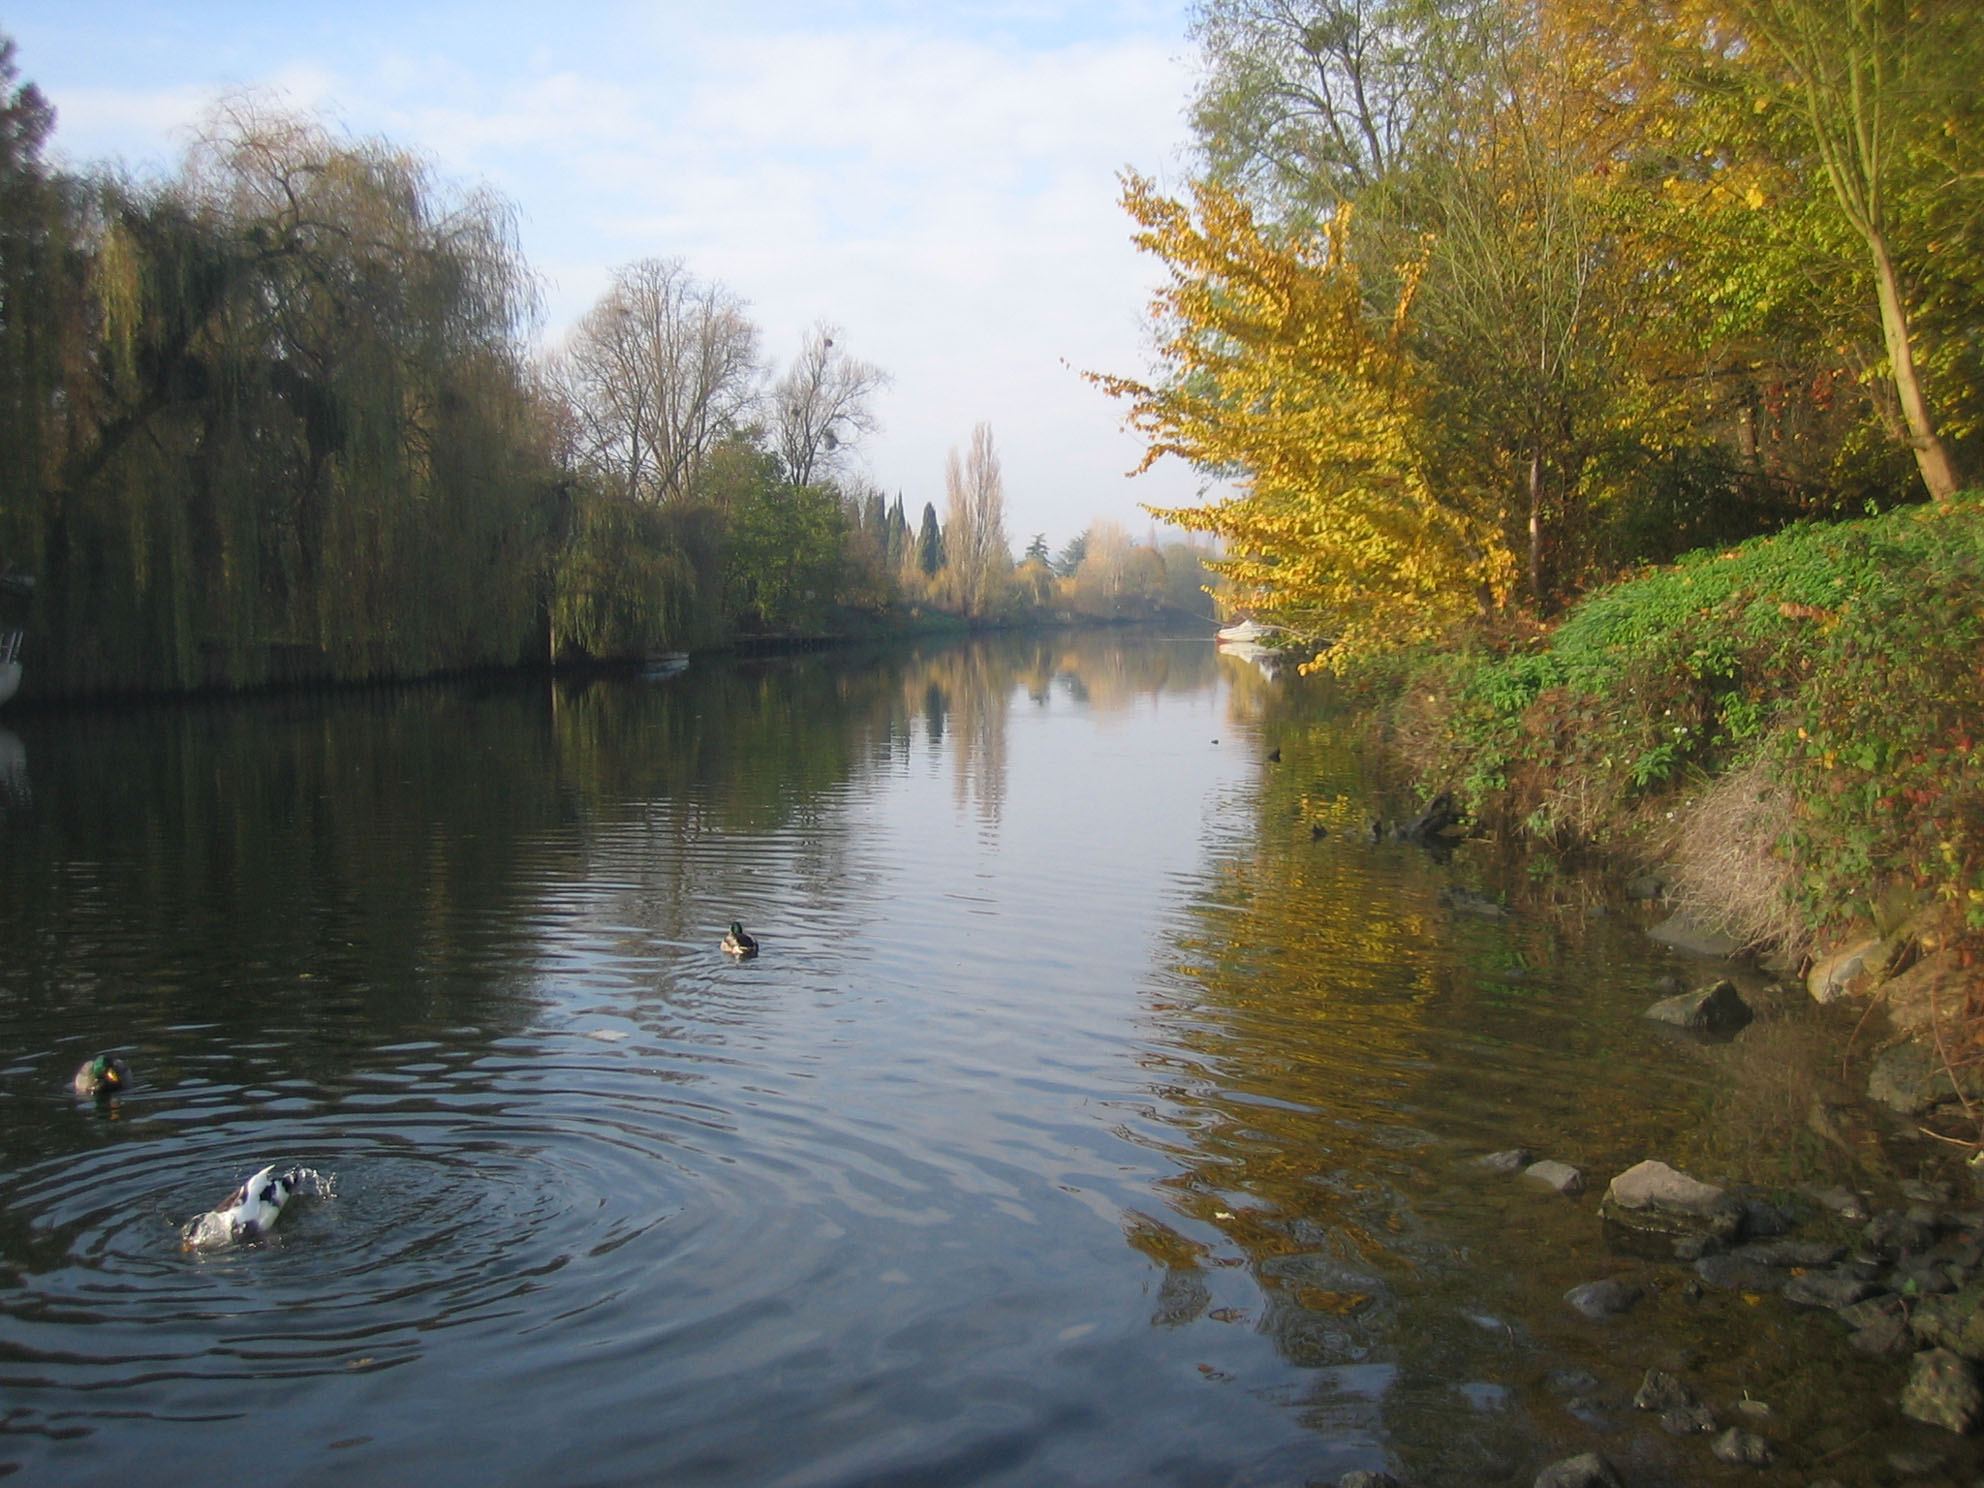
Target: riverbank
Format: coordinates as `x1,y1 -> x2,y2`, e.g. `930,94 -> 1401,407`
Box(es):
1307,495 -> 1984,1470
1364,493 -> 1982,1115
0,607 -> 1217,713
1239,650 -> 1984,1481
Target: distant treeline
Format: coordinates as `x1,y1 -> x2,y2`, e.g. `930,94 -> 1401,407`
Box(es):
0,39 -> 1213,702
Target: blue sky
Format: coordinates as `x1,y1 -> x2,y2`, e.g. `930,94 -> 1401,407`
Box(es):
12,1 -> 1216,549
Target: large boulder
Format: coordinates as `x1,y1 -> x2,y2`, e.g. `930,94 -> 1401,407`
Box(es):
1882,949 -> 1969,1037
1643,979 -> 1753,1033
1807,934 -> 1893,1004
1867,1041 -> 1984,1116
1600,1159 -> 1746,1241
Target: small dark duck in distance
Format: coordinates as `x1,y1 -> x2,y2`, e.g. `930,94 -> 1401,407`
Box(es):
721,922 -> 759,959
73,1053 -> 130,1100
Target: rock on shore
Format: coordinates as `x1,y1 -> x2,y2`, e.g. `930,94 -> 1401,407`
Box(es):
1902,1348 -> 1984,1434
1642,979 -> 1752,1033
1598,1160 -> 1745,1241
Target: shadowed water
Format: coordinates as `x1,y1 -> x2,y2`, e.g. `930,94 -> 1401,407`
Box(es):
0,634 -> 1964,1486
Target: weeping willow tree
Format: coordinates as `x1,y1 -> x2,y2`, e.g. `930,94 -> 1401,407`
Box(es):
550,492 -> 706,660
0,35 -> 918,694
17,97 -> 560,696
0,40 -> 76,609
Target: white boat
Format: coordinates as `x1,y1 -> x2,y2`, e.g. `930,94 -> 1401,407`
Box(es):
1215,618 -> 1269,644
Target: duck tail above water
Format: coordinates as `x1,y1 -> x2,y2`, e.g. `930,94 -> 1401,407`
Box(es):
180,1163 -> 335,1251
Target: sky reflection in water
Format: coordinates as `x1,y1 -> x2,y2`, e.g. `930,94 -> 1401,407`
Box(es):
0,635 -> 1927,1486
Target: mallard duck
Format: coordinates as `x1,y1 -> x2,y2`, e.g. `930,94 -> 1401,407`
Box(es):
721,921 -> 759,959
73,1053 -> 130,1100
181,1164 -> 328,1251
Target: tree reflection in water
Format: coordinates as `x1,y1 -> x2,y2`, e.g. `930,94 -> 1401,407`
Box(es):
1122,682 -> 1932,1483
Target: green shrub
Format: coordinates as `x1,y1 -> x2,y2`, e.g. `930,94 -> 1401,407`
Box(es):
1418,495 -> 1984,935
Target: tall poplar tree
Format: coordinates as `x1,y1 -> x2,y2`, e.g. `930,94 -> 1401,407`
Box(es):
942,423 -> 1010,619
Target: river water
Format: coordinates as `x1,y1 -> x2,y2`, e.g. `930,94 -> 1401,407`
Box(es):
0,634 -> 1967,1486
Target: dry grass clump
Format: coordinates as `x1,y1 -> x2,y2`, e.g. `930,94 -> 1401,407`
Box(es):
1371,665 -> 1456,786
1665,751 -> 1808,961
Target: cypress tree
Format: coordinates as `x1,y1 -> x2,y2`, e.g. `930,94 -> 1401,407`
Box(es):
917,501 -> 943,577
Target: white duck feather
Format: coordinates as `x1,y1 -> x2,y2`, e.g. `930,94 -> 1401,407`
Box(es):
181,1164 -> 329,1250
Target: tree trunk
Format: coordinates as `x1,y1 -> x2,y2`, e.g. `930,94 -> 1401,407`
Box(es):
1867,229 -> 1962,502
1526,447 -> 1544,608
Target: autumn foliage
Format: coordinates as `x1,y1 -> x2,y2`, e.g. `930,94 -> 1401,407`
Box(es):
1090,178 -> 1514,671
1106,0 -> 1984,669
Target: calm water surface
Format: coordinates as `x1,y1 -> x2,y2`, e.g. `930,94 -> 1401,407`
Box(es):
0,635 -> 1956,1486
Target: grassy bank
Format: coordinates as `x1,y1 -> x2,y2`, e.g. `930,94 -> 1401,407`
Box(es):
1380,496 -> 1984,965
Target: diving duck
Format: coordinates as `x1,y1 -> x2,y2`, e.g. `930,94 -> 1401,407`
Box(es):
181,1164 -> 328,1251
73,1053 -> 130,1100
721,922 -> 759,959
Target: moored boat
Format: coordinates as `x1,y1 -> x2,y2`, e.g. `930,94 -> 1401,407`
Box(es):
1214,617 -> 1268,644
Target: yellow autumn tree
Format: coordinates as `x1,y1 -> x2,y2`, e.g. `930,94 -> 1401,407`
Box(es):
1090,174 -> 1516,672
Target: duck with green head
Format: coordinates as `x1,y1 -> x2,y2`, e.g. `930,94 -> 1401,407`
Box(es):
721,922 -> 759,959
73,1053 -> 130,1100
